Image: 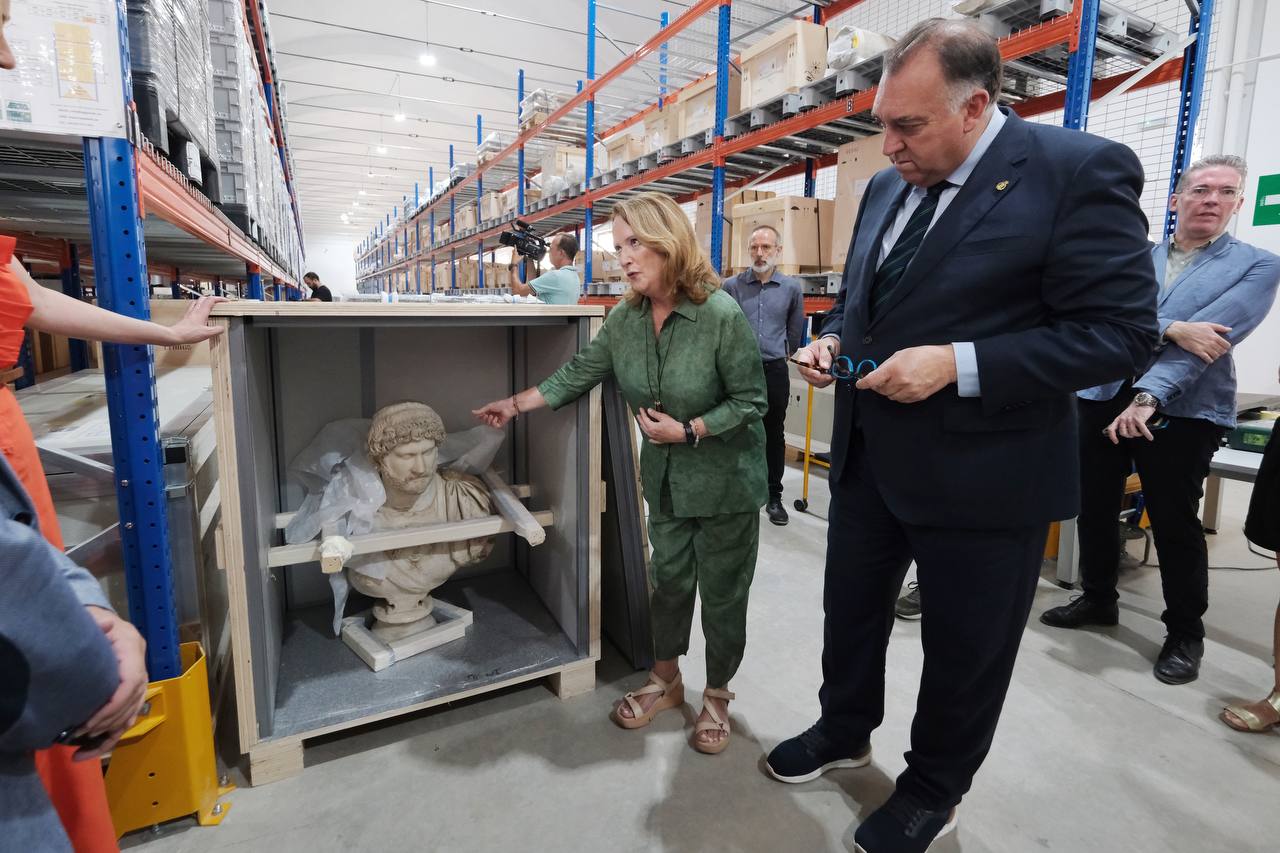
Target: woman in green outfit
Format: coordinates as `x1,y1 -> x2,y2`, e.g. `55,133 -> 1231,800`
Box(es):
473,191 -> 768,754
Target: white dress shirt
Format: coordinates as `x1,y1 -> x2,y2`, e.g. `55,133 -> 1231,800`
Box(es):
827,107 -> 1007,398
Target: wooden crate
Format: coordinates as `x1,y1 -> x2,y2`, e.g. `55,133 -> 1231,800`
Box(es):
678,68 -> 742,138
730,195 -> 834,271
694,189 -> 775,270
740,20 -> 830,108
603,130 -> 646,169
829,134 -> 891,270
208,303 -> 604,784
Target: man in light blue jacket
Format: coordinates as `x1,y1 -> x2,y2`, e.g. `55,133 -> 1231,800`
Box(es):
1043,155 -> 1280,685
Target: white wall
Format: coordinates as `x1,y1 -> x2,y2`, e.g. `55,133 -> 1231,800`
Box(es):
1229,3 -> 1280,395
300,231 -> 359,297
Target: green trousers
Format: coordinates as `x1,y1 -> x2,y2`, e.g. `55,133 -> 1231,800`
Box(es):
648,489 -> 760,688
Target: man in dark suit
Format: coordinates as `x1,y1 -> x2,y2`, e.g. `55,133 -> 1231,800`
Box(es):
764,18 -> 1158,853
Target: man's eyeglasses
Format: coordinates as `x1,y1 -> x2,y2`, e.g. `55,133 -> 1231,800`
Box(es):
1182,185 -> 1241,200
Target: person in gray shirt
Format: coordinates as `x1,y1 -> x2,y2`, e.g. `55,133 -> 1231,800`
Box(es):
0,454 -> 132,852
722,224 -> 806,526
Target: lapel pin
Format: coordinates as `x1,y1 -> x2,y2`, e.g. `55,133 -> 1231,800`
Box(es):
995,180 -> 1009,191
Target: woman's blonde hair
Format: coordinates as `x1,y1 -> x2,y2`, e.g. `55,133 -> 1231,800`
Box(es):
611,192 -> 720,307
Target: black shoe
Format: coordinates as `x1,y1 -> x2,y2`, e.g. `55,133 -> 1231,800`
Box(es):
1154,635 -> 1204,684
854,791 -> 958,853
894,582 -> 921,621
765,723 -> 872,784
1039,595 -> 1119,629
766,499 -> 789,526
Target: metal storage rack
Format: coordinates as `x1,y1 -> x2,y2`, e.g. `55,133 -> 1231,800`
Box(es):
353,0 -> 1216,301
0,1 -> 305,679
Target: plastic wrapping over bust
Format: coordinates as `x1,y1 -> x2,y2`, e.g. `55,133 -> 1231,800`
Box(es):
283,421 -> 506,546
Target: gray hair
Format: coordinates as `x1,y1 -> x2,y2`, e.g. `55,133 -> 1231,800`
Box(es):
881,18 -> 1003,112
749,224 -> 781,245
1175,154 -> 1248,193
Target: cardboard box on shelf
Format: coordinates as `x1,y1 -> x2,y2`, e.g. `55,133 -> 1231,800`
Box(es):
644,109 -> 680,153
480,191 -> 505,222
740,20 -> 830,108
540,145 -> 587,182
678,68 -> 742,138
694,189 -> 775,269
829,134 -> 890,270
501,185 -> 542,215
454,202 -> 478,232
730,196 -> 834,272
603,129 -> 647,169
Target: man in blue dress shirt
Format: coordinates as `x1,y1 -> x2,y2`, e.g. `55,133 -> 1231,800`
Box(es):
723,224 -> 806,525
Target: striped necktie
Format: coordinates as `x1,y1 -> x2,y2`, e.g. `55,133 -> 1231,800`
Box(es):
869,180 -> 951,321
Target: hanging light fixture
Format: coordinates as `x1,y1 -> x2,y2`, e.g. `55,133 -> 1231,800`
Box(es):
418,4 -> 437,67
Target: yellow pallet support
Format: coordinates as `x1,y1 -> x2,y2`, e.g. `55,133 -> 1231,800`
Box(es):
105,642 -> 234,837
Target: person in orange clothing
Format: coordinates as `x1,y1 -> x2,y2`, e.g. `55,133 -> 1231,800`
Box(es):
2,7 -> 228,847
1,239 -> 225,852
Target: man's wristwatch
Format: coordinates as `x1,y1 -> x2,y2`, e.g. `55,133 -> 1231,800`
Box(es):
1132,391 -> 1160,409
683,421 -> 697,445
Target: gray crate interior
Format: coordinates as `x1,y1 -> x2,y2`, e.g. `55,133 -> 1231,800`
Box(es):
221,313 -> 597,741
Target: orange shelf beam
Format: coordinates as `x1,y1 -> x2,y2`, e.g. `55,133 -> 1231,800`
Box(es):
136,143 -> 293,284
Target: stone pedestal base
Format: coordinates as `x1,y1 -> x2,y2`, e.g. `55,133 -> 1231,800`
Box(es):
340,602 -> 472,671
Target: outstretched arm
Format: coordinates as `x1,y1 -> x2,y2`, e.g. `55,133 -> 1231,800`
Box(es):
16,258 -> 224,346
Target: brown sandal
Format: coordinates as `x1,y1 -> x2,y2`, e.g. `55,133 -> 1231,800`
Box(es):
610,670 -> 684,729
693,687 -> 735,755
1221,689 -> 1280,733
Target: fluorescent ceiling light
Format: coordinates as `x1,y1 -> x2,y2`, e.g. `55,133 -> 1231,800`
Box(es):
376,145 -> 387,154
358,190 -> 367,195
418,53 -> 437,67
394,112 -> 406,122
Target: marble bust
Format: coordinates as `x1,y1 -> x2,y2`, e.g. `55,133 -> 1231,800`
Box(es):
345,401 -> 494,643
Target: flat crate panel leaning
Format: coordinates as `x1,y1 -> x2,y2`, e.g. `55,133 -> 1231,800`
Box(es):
208,303 -> 604,784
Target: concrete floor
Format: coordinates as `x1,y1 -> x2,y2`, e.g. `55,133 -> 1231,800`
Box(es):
124,467 -> 1280,853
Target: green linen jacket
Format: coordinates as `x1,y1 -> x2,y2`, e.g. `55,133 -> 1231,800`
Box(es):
539,288 -> 768,517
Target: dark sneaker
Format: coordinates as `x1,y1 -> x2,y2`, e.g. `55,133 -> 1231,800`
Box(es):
1154,635 -> 1204,684
894,582 -> 921,621
854,791 -> 958,853
765,723 -> 871,784
766,499 -> 789,526
1039,595 -> 1119,629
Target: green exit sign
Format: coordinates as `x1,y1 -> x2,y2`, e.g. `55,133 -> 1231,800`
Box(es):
1255,173 -> 1280,227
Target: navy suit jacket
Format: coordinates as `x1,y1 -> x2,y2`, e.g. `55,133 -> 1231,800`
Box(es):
822,109 -> 1159,528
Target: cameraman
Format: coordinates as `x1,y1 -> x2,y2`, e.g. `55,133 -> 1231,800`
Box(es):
508,233 -> 581,305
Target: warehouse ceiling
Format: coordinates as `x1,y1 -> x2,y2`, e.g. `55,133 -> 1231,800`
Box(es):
272,0 -> 829,247
273,0 -> 700,242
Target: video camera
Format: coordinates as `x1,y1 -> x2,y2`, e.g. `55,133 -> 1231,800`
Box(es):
498,220 -> 548,262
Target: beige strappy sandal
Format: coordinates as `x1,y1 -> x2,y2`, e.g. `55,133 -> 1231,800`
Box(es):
610,670 -> 685,730
693,687 -> 735,755
1221,689 -> 1280,733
